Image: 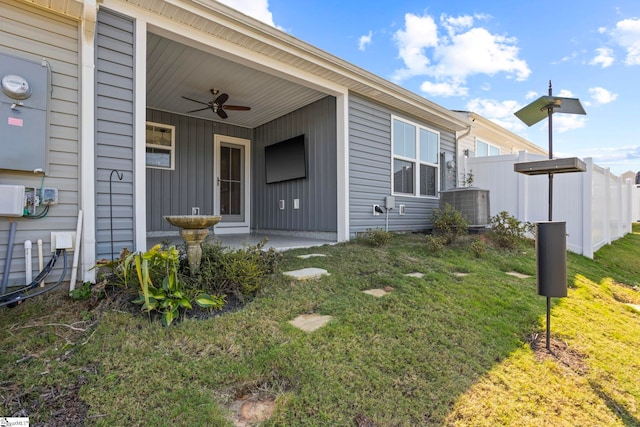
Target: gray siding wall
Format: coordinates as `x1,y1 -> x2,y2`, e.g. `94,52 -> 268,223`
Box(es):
0,0 -> 79,285
146,109 -> 251,232
95,9 -> 135,260
252,96 -> 337,233
349,95 -> 456,236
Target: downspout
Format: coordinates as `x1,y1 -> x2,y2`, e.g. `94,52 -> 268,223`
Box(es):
455,124 -> 473,187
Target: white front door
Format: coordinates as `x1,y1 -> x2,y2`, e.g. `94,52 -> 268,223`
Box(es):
213,135 -> 251,234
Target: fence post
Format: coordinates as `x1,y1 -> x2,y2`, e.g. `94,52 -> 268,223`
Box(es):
604,168 -> 611,245
517,150 -> 528,221
582,158 -> 593,258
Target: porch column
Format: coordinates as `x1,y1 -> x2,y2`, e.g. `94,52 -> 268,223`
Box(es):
336,93 -> 349,242
133,18 -> 148,251
80,0 -> 97,283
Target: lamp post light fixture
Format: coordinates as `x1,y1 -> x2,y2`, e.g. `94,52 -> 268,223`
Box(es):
513,81 -> 586,351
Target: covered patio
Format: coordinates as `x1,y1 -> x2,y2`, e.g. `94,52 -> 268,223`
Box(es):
147,232 -> 336,252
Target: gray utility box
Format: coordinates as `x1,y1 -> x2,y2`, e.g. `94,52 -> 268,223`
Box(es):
0,52 -> 50,172
439,188 -> 490,227
536,221 -> 567,298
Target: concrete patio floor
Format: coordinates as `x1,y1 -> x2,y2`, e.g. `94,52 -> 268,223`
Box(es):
147,232 -> 336,252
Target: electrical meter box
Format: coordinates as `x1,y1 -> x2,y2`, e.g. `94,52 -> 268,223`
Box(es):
0,52 -> 50,173
0,184 -> 25,217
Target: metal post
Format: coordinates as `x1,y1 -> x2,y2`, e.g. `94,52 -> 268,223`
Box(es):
547,80 -> 553,351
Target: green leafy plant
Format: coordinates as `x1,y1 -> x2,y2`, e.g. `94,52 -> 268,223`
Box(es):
123,244 -> 193,326
69,281 -> 93,300
359,228 -> 392,247
432,203 -> 469,244
189,240 -> 282,299
425,234 -> 447,254
463,170 -> 474,187
489,211 -> 534,249
469,238 -> 487,258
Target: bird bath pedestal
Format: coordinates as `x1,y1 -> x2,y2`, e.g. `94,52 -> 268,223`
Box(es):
163,215 -> 221,272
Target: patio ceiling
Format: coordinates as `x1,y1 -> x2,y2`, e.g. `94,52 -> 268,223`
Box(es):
146,32 -> 328,129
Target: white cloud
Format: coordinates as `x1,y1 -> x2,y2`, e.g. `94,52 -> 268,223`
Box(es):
557,89 -> 575,97
420,80 -> 468,97
392,12 -> 530,98
359,31 -> 373,51
612,18 -> 640,65
590,47 -> 615,67
559,145 -> 640,172
465,98 -> 526,132
216,0 -> 278,27
525,91 -> 538,100
392,13 -> 439,79
553,115 -> 587,133
589,86 -> 618,104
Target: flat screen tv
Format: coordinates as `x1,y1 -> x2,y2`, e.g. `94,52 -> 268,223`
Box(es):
265,134 -> 307,184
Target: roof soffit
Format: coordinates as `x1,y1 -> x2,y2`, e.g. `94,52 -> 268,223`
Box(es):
121,0 -> 470,131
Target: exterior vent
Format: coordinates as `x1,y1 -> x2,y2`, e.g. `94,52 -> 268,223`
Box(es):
439,188 -> 490,227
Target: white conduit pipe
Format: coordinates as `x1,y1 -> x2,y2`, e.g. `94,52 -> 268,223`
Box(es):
24,240 -> 32,285
69,209 -> 83,292
37,239 -> 44,287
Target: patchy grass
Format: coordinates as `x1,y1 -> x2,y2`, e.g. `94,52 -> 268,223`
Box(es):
0,225 -> 639,426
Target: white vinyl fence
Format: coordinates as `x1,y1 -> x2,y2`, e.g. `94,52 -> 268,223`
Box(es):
466,151 -> 636,258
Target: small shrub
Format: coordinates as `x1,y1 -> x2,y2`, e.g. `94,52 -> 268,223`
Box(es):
489,211 -> 533,249
432,203 -> 469,244
425,234 -> 447,254
359,228 -> 392,247
469,238 -> 487,258
191,239 -> 282,299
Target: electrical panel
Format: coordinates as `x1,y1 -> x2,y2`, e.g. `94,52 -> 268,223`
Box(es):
0,52 -> 50,173
0,184 -> 25,217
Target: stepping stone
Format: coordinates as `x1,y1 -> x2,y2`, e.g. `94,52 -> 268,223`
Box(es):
453,272 -> 469,277
405,272 -> 424,278
297,253 -> 327,259
283,267 -> 330,280
229,397 -> 275,427
289,314 -> 333,332
363,289 -> 387,297
506,271 -> 532,279
626,304 -> 640,312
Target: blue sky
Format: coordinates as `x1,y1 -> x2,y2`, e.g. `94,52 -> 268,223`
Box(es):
220,1 -> 640,176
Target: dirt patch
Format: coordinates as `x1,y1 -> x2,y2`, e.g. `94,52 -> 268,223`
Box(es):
1,375 -> 89,426
527,332 -> 589,375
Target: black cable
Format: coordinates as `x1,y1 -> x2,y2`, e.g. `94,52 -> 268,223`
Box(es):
23,205 -> 50,219
0,249 -> 66,308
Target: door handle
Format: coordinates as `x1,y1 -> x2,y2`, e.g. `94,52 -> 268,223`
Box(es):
217,176 -> 220,186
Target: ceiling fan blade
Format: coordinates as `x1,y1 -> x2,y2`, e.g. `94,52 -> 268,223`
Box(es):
222,105 -> 251,111
217,108 -> 228,119
186,106 -> 212,113
214,93 -> 229,106
181,96 -> 209,105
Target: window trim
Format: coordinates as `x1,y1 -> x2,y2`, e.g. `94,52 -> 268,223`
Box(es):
391,116 -> 440,199
145,121 -> 175,170
475,138 -> 500,157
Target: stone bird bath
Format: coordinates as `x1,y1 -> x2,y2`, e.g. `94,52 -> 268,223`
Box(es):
163,215 -> 221,272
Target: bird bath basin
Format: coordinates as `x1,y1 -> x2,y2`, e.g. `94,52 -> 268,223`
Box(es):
163,215 -> 221,272
164,215 -> 221,229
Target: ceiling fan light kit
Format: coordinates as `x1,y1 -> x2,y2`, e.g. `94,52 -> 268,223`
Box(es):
182,88 -> 250,119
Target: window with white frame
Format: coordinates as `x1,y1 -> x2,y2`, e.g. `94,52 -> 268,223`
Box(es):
392,118 -> 439,197
146,122 -> 175,170
476,139 -> 500,157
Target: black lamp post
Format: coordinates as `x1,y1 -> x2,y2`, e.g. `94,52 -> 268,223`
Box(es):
513,81 -> 586,351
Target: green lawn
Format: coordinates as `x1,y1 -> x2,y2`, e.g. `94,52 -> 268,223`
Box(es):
1,225 -> 639,426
